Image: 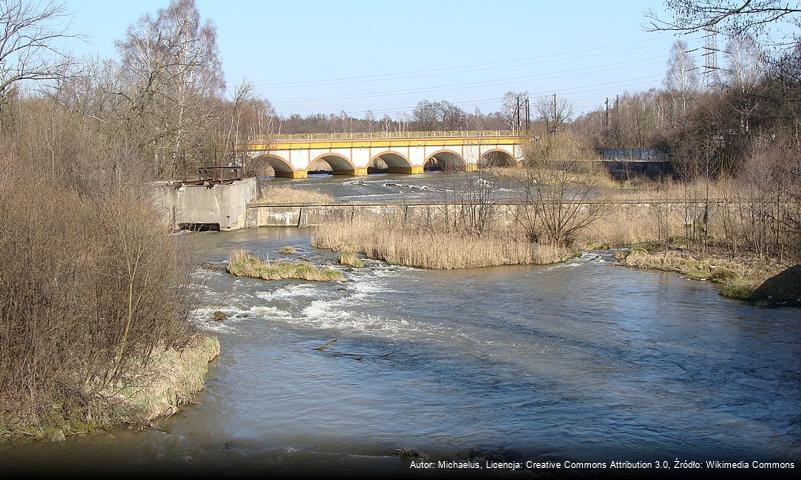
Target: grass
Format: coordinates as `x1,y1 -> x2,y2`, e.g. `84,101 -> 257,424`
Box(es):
227,249 -> 344,281
337,245 -> 364,268
620,248 -> 777,300
278,246 -> 297,255
313,221 -> 569,269
0,335 -> 220,441
112,335 -> 220,424
258,186 -> 334,204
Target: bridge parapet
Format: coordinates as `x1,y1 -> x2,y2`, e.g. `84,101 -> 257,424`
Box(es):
260,129 -> 523,142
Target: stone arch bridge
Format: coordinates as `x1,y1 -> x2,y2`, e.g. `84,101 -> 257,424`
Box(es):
242,130 -> 524,178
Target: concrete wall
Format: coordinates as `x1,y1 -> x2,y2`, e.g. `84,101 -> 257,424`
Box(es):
150,177 -> 259,231
245,201 -> 726,229
246,203 -> 531,228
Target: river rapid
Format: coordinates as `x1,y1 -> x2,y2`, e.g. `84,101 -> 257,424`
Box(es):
2,228 -> 800,475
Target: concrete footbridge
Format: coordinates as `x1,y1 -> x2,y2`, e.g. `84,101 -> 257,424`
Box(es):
243,130 -> 524,178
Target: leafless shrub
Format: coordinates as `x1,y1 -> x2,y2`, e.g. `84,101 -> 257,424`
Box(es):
725,135 -> 801,260
515,143 -> 607,247
0,178 -> 193,426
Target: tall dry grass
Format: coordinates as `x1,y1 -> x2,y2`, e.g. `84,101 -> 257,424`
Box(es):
605,176 -> 733,201
578,207 -> 663,247
485,163 -> 619,189
313,220 -> 568,269
258,185 -> 334,204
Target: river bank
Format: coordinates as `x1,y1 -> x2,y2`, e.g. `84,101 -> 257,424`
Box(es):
619,246 -> 790,301
0,335 -> 219,442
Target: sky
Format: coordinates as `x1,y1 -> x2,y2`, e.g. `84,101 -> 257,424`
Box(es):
62,0 -> 703,117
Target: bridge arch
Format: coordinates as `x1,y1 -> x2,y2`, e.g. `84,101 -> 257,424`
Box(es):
425,149 -> 467,172
479,148 -> 516,168
369,151 -> 414,174
252,153 -> 296,178
309,153 -> 358,175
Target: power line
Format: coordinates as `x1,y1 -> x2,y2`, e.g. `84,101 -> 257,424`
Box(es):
279,74 -> 667,118
249,38 -> 672,89
269,56 -> 668,107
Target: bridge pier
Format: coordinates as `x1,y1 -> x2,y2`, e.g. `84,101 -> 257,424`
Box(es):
388,165 -> 424,174
332,167 -> 367,176
276,169 -> 308,179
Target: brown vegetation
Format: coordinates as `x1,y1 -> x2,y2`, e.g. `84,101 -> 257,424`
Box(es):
227,250 -> 344,281
313,218 -> 569,269
337,246 -> 365,268
515,152 -> 609,247
1,0 -> 224,439
0,180 -> 206,437
257,185 -> 335,204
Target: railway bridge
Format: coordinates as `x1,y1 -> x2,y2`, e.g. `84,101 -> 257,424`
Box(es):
243,130 -> 524,178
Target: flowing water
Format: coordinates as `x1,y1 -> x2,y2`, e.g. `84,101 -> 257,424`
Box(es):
260,172 -> 535,203
2,228 -> 800,475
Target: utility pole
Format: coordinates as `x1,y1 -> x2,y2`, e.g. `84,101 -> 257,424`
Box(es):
515,96 -> 521,134
614,94 -> 620,147
604,97 -> 609,138
524,97 -> 529,132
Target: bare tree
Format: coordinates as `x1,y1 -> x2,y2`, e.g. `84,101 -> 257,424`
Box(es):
664,40 -> 699,122
413,100 -> 440,130
440,101 -> 466,130
115,0 -> 225,179
0,0 -> 75,109
502,90 -> 528,130
536,93 -> 573,136
726,33 -> 765,87
515,144 -> 606,247
220,80 -> 276,177
223,80 -> 252,173
645,0 -> 801,48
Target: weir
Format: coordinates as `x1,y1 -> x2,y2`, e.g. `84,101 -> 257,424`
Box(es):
149,176 -> 724,232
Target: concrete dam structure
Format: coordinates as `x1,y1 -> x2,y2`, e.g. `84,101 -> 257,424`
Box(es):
150,177 -> 260,231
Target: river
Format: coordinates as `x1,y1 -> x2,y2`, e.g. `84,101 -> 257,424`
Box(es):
2,228 -> 800,475
260,172 -> 546,203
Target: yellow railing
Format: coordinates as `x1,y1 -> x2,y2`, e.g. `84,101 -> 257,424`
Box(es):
257,130 -> 522,143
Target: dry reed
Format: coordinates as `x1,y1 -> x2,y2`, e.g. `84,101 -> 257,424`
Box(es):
312,220 -> 569,269
258,186 -> 334,204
